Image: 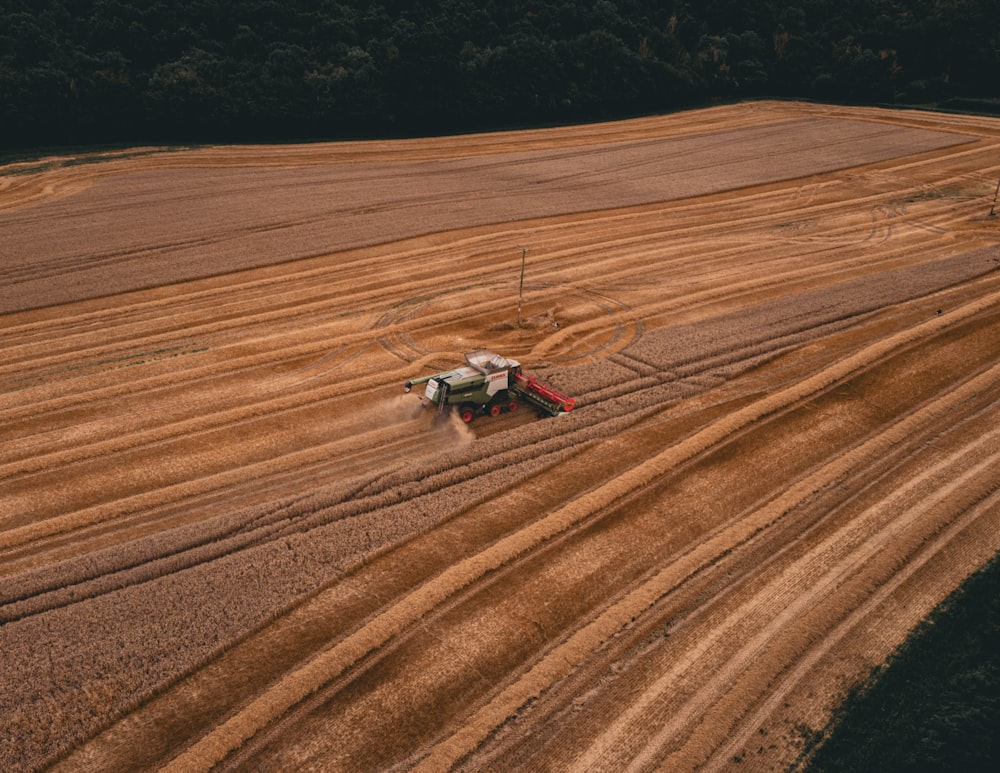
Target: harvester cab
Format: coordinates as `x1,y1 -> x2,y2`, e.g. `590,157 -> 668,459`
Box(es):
404,349 -> 574,423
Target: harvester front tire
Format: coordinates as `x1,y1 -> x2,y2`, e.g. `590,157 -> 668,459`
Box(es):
460,407 -> 475,423
489,403 -> 503,417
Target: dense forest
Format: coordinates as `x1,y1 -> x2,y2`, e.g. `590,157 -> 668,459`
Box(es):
2,1 -> 999,149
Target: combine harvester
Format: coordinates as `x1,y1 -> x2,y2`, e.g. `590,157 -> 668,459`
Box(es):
404,349 -> 574,423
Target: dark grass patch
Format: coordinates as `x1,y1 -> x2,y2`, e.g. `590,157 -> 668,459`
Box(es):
804,550 -> 1000,772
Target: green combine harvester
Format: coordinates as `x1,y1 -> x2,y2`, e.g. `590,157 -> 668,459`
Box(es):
404,349 -> 575,423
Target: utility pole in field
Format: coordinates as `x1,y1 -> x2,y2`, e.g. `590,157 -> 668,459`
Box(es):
517,246 -> 528,327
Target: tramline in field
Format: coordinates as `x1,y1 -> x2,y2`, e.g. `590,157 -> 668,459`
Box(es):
404,349 -> 574,422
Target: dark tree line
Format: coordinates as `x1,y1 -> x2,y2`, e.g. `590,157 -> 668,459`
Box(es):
2,0 -> 998,150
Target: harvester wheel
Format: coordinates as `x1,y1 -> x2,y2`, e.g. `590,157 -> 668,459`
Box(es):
460,407 -> 475,423
508,400 -> 518,412
489,403 -> 503,417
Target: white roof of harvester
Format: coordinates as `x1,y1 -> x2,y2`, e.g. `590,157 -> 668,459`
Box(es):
465,349 -> 519,373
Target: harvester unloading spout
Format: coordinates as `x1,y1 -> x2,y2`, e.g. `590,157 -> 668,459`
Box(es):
404,350 -> 574,423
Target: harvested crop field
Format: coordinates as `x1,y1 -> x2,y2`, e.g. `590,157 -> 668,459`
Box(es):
2,100 -> 999,771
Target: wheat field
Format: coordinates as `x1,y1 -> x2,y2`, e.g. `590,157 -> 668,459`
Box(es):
2,100 -> 999,771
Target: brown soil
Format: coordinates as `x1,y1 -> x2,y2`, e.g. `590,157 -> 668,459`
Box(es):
1,100 -> 999,772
